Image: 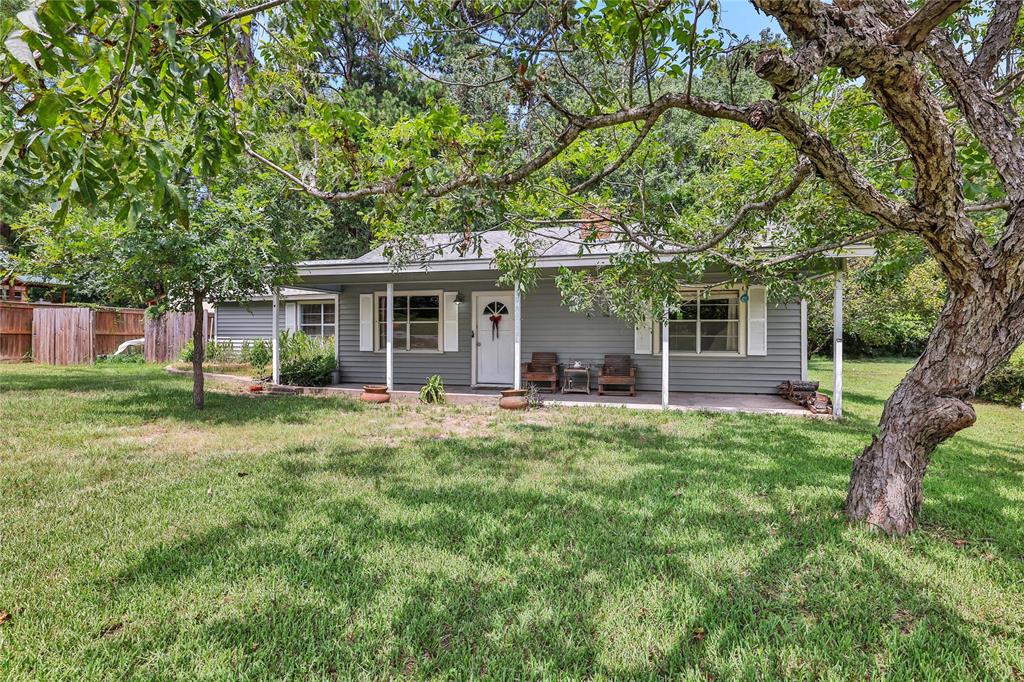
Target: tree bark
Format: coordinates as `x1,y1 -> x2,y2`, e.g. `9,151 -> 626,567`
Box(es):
845,274 -> 1024,534
192,289 -> 206,410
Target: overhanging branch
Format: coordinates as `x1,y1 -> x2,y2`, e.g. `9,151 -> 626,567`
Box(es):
890,0 -> 970,50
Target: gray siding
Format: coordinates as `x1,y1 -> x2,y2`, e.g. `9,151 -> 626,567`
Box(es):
520,280 -> 801,394
215,302 -> 285,340
217,276 -> 803,394
337,283 -> 473,386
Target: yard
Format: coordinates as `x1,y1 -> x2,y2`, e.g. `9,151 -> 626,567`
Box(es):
0,359 -> 1021,680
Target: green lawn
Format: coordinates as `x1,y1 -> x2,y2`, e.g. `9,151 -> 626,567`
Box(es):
0,359 -> 1021,680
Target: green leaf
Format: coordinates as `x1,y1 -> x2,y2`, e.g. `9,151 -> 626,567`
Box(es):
4,31 -> 37,69
35,93 -> 62,129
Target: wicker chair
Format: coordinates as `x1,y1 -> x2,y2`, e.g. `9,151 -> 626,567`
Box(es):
597,354 -> 636,396
521,352 -> 560,393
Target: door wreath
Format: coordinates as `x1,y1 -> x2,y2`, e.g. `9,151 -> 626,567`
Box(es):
483,301 -> 509,340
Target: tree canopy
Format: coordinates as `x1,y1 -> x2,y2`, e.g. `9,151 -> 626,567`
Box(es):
4,0 -> 1024,534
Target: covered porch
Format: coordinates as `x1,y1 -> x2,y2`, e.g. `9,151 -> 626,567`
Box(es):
293,382 -> 821,417
261,232 -> 863,419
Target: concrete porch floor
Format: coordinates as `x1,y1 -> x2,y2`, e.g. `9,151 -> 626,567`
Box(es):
319,383 -> 821,418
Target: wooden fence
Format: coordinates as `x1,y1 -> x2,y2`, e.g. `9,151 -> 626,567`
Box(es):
144,311 -> 212,364
0,302 -> 145,364
1,302 -> 212,365
0,302 -> 33,362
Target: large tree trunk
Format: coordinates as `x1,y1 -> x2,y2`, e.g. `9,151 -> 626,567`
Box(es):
191,290 -> 206,410
845,278 -> 1024,534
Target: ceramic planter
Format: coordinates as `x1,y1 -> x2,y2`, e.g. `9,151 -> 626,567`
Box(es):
360,385 -> 391,404
498,388 -> 528,410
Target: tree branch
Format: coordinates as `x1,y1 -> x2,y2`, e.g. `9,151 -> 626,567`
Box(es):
973,0 -> 1022,77
890,0 -> 970,50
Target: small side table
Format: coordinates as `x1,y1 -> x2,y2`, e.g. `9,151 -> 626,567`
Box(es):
562,366 -> 591,394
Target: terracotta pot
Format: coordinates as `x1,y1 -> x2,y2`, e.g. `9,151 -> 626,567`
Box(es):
498,388 -> 528,410
360,384 -> 391,404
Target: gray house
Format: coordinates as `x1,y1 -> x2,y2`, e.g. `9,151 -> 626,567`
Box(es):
214,229 -> 857,412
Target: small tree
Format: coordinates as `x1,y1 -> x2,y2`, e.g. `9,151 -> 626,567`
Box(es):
19,171 -> 324,408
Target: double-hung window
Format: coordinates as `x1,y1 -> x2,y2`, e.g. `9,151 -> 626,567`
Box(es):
300,303 -> 336,337
376,293 -> 441,351
667,290 -> 742,354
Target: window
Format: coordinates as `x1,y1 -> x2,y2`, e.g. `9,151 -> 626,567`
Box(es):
667,291 -> 741,354
376,293 -> 441,351
300,303 -> 336,337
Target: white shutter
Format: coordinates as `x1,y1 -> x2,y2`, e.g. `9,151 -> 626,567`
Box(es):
285,302 -> 299,332
443,292 -> 459,352
634,316 -> 654,354
358,293 -> 374,351
747,286 -> 768,356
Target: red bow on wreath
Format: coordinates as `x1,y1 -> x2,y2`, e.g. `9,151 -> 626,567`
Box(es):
489,314 -> 502,340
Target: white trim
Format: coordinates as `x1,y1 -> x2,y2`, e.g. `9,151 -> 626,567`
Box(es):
746,285 -> 768,357
334,292 -> 342,364
661,302 -> 669,409
800,299 -> 808,381
655,287 -> 746,356
284,302 -> 298,332
443,292 -> 459,353
371,289 -> 444,353
833,270 -> 844,419
386,283 -> 394,391
271,290 -> 280,384
470,290 -> 515,387
296,301 -> 336,338
297,253 -> 659,278
358,294 -> 374,351
514,283 -> 522,390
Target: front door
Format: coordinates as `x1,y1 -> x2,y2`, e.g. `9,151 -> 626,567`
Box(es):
474,292 -> 515,386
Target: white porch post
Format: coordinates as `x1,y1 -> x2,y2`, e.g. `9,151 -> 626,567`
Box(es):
271,289 -> 280,384
386,282 -> 394,391
514,282 -> 522,390
661,302 -> 670,409
833,267 -> 845,419
334,291 -> 342,367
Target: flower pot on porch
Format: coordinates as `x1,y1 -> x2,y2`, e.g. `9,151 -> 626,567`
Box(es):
498,388 -> 528,410
360,385 -> 391,404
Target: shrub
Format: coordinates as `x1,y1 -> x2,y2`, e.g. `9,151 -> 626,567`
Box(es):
97,351 -> 144,365
243,339 -> 272,378
418,374 -> 447,404
977,349 -> 1024,407
278,331 -> 335,386
179,339 -> 195,363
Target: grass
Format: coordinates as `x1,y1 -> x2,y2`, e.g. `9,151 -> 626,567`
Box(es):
0,359 -> 1021,680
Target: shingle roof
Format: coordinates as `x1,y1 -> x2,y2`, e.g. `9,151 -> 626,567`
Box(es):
309,228 -> 628,267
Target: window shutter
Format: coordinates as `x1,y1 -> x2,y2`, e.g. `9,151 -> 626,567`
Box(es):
285,302 -> 298,332
443,292 -> 459,352
358,294 -> 374,351
747,286 -> 768,356
634,317 -> 654,354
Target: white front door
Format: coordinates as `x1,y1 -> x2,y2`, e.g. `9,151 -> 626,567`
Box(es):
474,292 -> 515,386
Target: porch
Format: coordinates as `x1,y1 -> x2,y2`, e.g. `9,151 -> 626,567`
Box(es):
306,382 -> 819,417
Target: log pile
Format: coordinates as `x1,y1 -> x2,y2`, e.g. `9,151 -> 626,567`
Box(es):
777,380 -> 833,415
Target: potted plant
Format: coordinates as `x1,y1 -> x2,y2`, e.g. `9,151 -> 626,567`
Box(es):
419,375 -> 447,404
498,387 -> 528,410
360,384 -> 391,404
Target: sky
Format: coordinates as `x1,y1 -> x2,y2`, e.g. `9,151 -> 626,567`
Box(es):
717,1 -> 780,40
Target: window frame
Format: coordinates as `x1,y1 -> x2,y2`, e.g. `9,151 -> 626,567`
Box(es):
298,302 -> 336,338
656,287 -> 747,357
373,289 -> 444,353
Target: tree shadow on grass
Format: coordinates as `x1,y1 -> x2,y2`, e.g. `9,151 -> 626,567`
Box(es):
89,407 -> 1021,679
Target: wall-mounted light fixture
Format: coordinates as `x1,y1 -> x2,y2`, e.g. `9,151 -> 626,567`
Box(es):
454,292 -> 465,305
